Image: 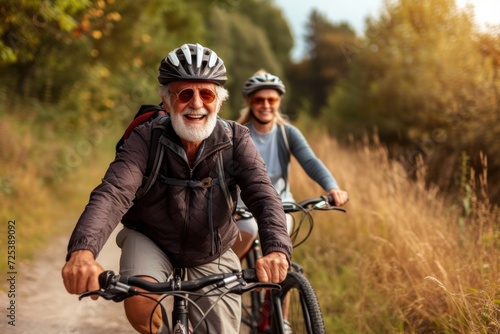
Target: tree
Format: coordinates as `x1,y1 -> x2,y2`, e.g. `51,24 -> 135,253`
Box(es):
0,0 -> 293,124
196,0 -> 295,119
0,0 -> 126,103
286,10 -> 356,117
0,0 -> 92,65
323,0 -> 500,199
325,0 -> 481,140
234,0 -> 293,66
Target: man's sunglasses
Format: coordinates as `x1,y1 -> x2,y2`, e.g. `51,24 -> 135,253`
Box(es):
170,88 -> 217,104
252,96 -> 280,106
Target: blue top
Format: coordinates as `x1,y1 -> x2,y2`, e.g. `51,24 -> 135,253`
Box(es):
246,122 -> 338,202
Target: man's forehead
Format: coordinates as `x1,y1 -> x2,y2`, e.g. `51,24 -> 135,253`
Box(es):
170,81 -> 217,91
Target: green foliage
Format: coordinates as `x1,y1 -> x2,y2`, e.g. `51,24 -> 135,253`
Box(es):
204,0 -> 293,118
233,0 -> 293,66
0,0 -> 91,64
208,9 -> 285,118
325,0 -> 479,139
0,0 -> 292,124
0,0 -> 127,114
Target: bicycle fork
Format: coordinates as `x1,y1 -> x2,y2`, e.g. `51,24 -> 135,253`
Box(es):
258,290 -> 287,334
269,290 -> 287,334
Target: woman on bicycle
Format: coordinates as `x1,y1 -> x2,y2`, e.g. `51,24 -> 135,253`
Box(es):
232,70 -> 349,259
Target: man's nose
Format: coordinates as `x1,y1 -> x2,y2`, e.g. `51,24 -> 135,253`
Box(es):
189,91 -> 204,109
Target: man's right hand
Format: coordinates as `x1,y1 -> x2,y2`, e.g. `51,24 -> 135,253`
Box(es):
61,250 -> 104,300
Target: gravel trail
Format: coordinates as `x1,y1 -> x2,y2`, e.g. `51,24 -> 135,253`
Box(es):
0,228 -> 136,334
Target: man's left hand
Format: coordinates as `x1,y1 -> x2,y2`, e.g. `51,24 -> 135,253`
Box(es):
255,251 -> 289,283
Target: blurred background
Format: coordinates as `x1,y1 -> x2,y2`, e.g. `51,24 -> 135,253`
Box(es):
1,0 -> 500,332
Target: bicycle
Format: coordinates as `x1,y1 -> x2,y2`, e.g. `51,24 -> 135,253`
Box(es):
79,267 -> 281,334
78,195 -> 344,334
239,195 -> 346,334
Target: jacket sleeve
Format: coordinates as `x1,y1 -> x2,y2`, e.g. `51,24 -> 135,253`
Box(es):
287,124 -> 339,191
232,124 -> 293,262
65,123 -> 151,260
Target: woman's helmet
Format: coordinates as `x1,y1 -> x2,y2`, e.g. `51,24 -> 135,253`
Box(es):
158,43 -> 227,85
242,73 -> 286,98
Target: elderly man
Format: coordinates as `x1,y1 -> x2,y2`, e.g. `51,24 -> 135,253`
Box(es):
62,43 -> 292,334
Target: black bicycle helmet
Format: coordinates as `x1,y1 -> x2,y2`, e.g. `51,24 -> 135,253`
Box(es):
158,43 -> 227,85
242,73 -> 286,98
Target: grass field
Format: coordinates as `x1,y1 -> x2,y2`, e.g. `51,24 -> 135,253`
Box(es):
2,114 -> 499,332
289,128 -> 500,333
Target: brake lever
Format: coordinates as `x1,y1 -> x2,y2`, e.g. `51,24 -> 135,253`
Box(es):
314,195 -> 347,212
79,283 -> 138,302
316,206 -> 347,212
78,289 -> 123,301
227,282 -> 281,295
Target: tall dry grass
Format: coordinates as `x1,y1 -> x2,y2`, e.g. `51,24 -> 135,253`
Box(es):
0,116 -> 64,269
3,109 -> 500,332
289,129 -> 500,333
0,114 -> 118,285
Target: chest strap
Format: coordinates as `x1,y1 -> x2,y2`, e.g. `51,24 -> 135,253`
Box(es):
157,173 -> 234,256
157,175 -> 234,188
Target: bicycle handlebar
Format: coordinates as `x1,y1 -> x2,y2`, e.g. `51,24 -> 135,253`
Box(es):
283,195 -> 347,213
236,194 -> 347,217
79,268 -> 281,302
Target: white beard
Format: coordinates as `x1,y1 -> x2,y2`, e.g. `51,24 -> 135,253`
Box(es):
170,107 -> 218,142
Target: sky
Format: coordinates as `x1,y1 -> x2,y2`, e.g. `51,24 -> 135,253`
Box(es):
273,0 -> 500,60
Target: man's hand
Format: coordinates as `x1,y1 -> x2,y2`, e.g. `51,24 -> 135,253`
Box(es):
255,251 -> 289,283
61,250 -> 104,300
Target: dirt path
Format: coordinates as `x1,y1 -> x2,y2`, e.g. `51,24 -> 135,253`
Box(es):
0,228 -> 136,334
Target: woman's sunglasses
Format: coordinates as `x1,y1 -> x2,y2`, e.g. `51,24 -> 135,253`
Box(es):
170,88 -> 217,104
252,96 -> 280,106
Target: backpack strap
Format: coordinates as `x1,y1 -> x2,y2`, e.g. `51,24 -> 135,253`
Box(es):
279,123 -> 290,153
136,115 -> 170,199
277,123 -> 291,198
123,111 -> 157,141
217,118 -> 235,211
116,104 -> 166,151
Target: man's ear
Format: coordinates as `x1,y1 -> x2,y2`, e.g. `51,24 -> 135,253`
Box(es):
161,97 -> 171,113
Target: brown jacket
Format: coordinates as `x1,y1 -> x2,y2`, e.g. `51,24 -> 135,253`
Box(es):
66,118 -> 292,267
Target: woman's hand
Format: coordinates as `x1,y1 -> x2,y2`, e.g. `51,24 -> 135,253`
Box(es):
328,188 -> 349,206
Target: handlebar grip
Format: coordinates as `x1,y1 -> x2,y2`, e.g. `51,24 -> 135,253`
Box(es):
242,268 -> 259,282
326,194 -> 337,206
99,270 -> 117,289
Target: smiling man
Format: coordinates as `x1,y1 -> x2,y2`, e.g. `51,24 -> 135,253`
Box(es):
61,44 -> 292,334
